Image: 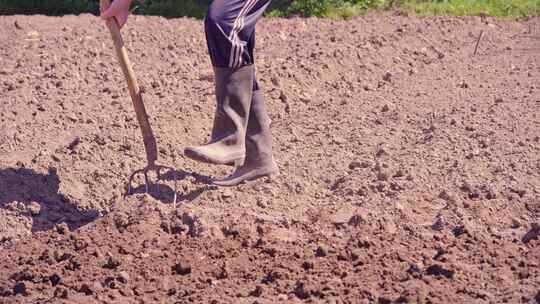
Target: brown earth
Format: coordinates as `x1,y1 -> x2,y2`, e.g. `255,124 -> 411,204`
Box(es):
1,13 -> 540,303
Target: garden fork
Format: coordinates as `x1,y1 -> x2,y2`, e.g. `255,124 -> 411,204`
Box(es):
100,0 -> 177,205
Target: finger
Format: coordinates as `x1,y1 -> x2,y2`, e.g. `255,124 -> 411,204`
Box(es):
118,13 -> 128,28
100,8 -> 115,19
100,1 -> 121,19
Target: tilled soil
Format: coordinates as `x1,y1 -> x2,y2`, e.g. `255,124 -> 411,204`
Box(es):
1,14 -> 539,303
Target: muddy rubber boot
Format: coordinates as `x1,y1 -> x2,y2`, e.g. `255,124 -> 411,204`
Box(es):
184,65 -> 254,165
213,89 -> 279,186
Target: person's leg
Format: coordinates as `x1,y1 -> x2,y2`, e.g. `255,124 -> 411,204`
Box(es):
204,0 -> 270,69
213,76 -> 278,186
185,0 -> 270,166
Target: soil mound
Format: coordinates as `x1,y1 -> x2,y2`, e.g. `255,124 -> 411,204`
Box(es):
1,14 -> 539,303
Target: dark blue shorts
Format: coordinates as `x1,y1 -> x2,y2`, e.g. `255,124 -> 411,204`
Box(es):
205,0 -> 271,68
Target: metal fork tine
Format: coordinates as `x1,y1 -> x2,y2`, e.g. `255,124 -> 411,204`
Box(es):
172,169 -> 177,207
156,167 -> 161,192
144,171 -> 149,193
125,166 -> 178,206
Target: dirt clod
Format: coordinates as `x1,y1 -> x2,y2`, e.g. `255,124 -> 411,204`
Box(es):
302,261 -> 314,271
522,223 -> 540,244
27,202 -> 41,216
426,264 -> 455,279
49,273 -> 61,286
249,285 -> 264,297
117,271 -> 130,284
293,281 -> 311,299
315,245 -> 328,257
13,282 -> 26,296
55,223 -> 69,234
103,255 -> 121,270
54,287 -> 68,299
172,261 -> 191,276
79,283 -> 93,295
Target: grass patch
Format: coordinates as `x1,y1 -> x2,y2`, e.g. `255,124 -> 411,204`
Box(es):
136,0 -> 210,19
401,0 -> 540,19
0,0 -> 538,19
0,0 -> 99,15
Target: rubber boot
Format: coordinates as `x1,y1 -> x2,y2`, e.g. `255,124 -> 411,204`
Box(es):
184,65 -> 254,165
213,89 -> 279,186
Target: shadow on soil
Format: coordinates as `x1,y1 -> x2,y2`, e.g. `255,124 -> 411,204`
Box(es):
127,168 -> 216,205
0,167 -> 99,233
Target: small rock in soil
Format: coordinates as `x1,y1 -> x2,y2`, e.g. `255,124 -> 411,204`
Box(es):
27,202 -> 41,216
79,283 -> 94,295
67,137 -> 81,151
117,271 -> 130,284
331,208 -> 359,227
293,281 -> 311,299
349,160 -> 371,170
407,262 -> 422,275
468,189 -> 481,199
55,222 -> 69,234
438,190 -> 452,201
103,255 -> 121,269
54,251 -> 73,263
73,238 -> 89,251
315,245 -> 328,257
92,281 -> 103,293
452,225 -> 468,237
485,189 -> 497,200
221,189 -> 234,198
54,287 -> 68,299
0,285 -> 12,297
393,169 -> 405,178
161,219 -> 185,235
348,214 -> 363,227
249,285 -> 263,297
114,213 -> 133,231
104,276 -> 117,289
522,223 -> 540,244
425,264 -> 455,279
256,197 -> 268,208
262,271 -> 281,284
216,263 -> 229,279
181,212 -> 206,237
119,286 -> 135,297
431,215 -> 445,231
510,188 -> 526,198
302,261 -> 314,270
13,282 -> 26,295
172,261 -> 192,276
510,217 -> 521,229
50,273 -> 61,286
10,269 -> 34,282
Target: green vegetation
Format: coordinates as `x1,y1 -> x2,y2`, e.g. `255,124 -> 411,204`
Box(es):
401,0 -> 540,19
267,0 -> 390,18
0,0 -> 538,19
0,0 -> 100,15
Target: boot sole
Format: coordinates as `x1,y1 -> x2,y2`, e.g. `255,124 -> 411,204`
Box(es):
184,148 -> 244,167
212,166 -> 279,187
